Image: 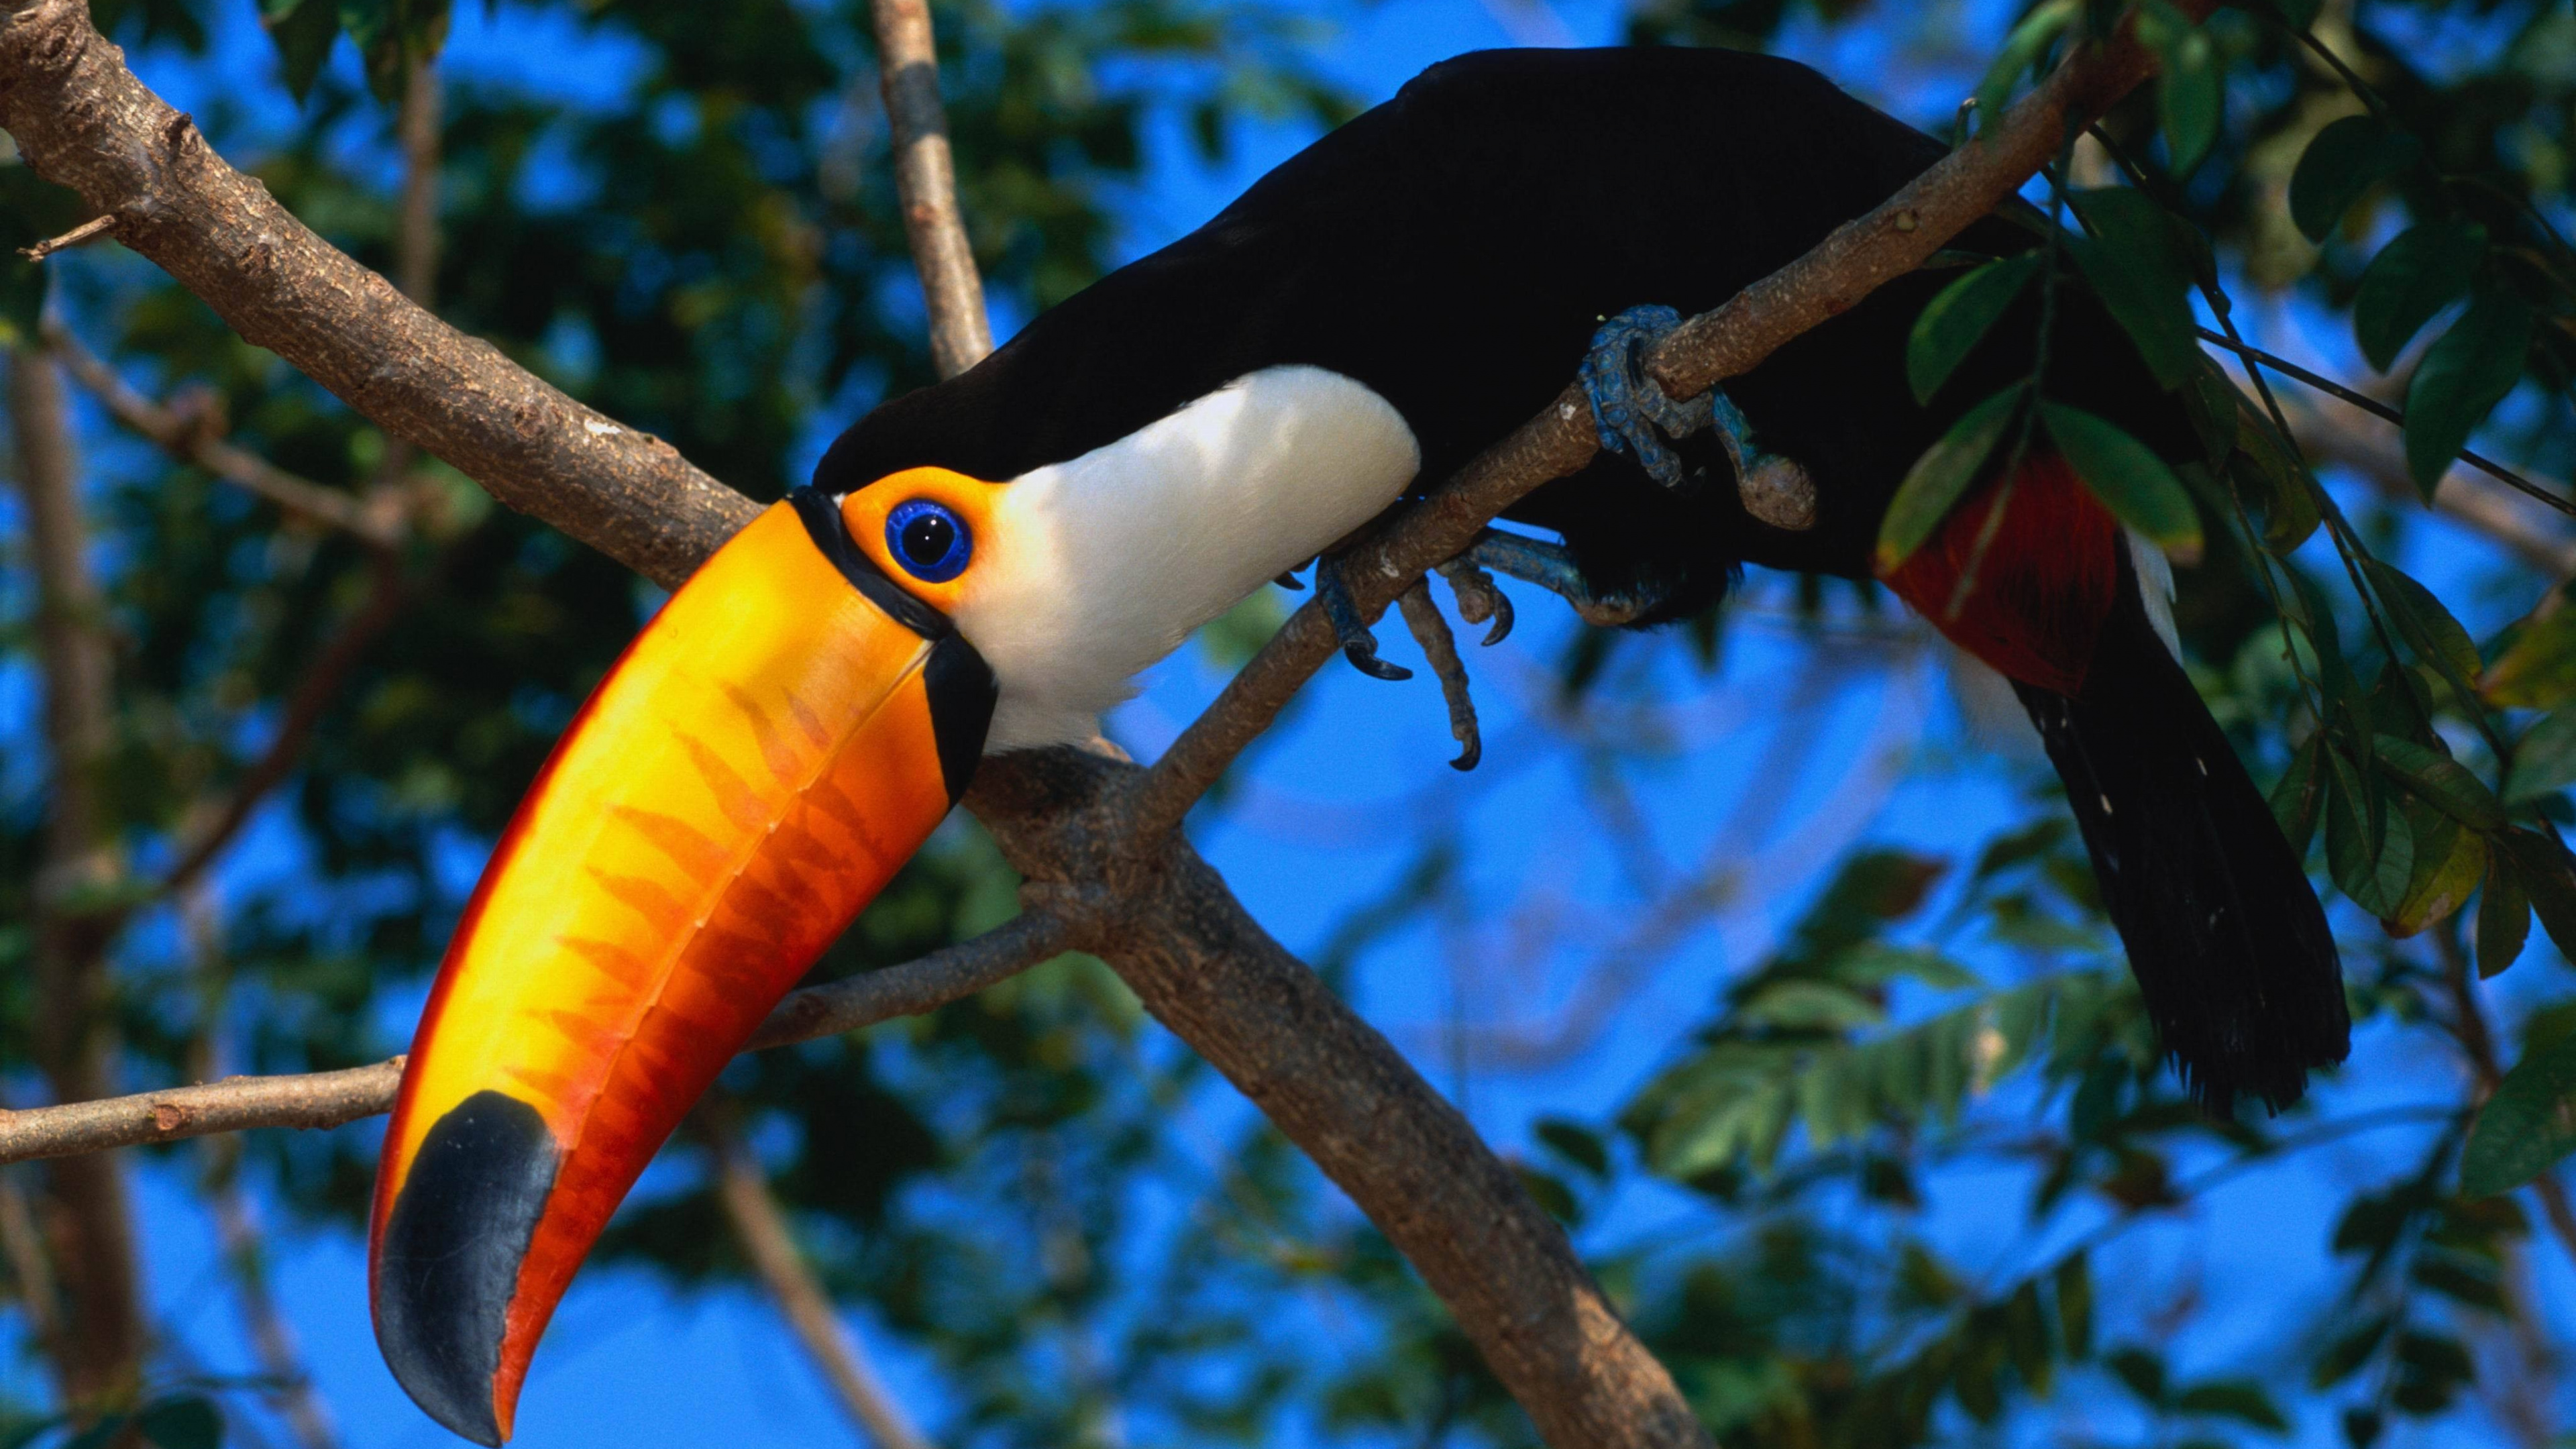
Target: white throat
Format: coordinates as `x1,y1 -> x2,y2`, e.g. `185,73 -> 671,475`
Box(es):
953,365 -> 1421,751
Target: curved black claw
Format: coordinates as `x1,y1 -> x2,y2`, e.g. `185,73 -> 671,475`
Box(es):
1273,570 -> 1307,590
1582,305 -> 1713,491
1396,580 -> 1482,772
1436,554 -> 1513,647
1316,553 -> 1411,682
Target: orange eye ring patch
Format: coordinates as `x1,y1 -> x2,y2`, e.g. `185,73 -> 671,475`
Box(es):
841,468 -> 1007,613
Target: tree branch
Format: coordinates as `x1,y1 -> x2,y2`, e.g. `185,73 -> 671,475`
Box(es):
871,0 -> 991,380
0,908 -> 1071,1166
9,341 -> 148,1405
0,7 -> 2167,1444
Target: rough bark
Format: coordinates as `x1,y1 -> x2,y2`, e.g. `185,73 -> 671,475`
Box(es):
8,343 -> 145,1405
871,0 -> 991,379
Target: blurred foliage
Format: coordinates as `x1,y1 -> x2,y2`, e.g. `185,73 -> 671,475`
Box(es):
12,0 -> 2576,1447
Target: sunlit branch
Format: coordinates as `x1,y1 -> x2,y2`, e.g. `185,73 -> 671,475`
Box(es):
871,0 -> 992,380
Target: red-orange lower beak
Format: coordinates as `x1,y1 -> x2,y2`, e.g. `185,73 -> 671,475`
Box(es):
367,496 -> 991,1444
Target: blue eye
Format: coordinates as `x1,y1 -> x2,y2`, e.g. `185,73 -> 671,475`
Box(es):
885,499 -> 971,584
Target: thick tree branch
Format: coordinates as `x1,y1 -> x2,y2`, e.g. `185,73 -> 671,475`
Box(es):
0,908 -> 1071,1166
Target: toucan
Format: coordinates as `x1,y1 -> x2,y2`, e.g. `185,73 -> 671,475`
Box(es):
368,46 -> 2349,1443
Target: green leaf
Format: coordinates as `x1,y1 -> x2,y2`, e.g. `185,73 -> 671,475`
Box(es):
2271,734 -> 2325,855
2106,1346 -> 2167,1407
2353,219 -> 2487,372
2065,189 -> 2202,389
2175,1379 -> 2289,1432
1974,0 -> 2078,133
2386,803 -> 2483,936
1514,1165 -> 1578,1225
1534,1118 -> 1609,1179
2362,559 -> 2483,690
0,255 -> 44,350
262,0 -> 341,103
2312,1313 -> 2392,1388
2037,400 -> 2202,557
1907,254 -> 2041,405
2289,115 -> 2422,243
2136,2 -> 2220,175
2233,409 -> 2320,553
2372,735 -> 2504,831
2328,749 -> 2414,917
2054,1252 -> 2093,1360
2452,1031 -> 2576,1191
2495,828 -> 2576,964
2410,1250 -> 2508,1311
1741,980 -> 1880,1031
2182,359 -> 2241,468
2404,285 -> 2533,495
137,1397 -> 223,1449
2477,855 -> 2531,979
1877,386 -> 2023,571
2486,610 -> 2576,709
2508,708 -> 2576,802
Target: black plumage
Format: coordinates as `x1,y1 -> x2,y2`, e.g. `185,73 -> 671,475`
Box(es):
819,45 -> 2349,1110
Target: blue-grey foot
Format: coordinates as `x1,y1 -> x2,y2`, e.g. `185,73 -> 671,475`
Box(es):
1435,553 -> 1513,646
1582,305 -> 1817,529
1451,527 -> 1673,627
1316,553 -> 1413,681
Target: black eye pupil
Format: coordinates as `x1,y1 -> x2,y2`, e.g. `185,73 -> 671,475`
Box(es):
901,513 -> 955,566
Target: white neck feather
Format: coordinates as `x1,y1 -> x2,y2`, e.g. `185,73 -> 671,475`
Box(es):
953,365 -> 1421,751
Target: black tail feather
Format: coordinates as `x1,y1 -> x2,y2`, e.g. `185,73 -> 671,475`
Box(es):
2014,549 -> 2349,1115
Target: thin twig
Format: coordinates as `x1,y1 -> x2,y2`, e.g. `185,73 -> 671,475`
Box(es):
0,908 -> 1071,1166
46,320 -> 399,547
2190,327 -> 2569,515
707,1112 -> 938,1449
20,213 -> 112,259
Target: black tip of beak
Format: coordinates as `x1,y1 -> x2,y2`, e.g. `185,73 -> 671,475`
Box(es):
376,1091 -> 559,1446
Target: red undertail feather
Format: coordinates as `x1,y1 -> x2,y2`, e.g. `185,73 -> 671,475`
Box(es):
1880,451 -> 2119,696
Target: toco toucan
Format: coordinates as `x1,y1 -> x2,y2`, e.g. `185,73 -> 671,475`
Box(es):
369,46 -> 2348,1443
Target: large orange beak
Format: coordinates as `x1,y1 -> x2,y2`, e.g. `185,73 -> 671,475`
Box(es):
367,491 -> 993,1444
